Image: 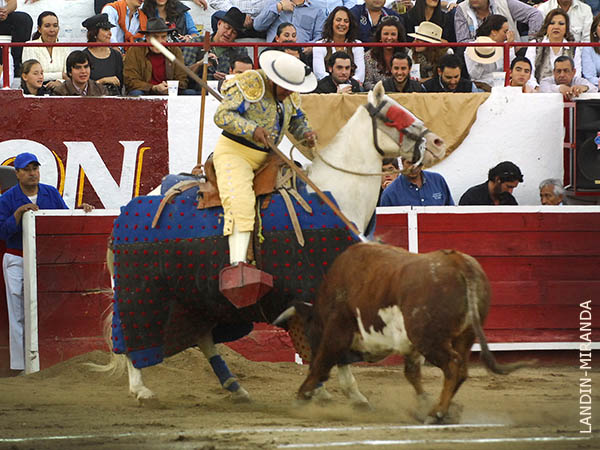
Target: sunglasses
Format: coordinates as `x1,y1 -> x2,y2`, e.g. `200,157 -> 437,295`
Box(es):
381,15 -> 400,23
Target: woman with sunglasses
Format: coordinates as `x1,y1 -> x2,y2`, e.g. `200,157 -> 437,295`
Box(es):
364,17 -> 406,90
313,6 -> 365,83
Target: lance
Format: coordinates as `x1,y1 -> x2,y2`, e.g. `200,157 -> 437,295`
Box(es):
196,31 -> 212,164
149,37 -> 365,240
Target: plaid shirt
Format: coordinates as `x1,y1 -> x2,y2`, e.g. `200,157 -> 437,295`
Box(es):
182,35 -> 248,80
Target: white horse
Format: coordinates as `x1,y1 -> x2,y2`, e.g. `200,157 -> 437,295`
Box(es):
92,82 -> 446,405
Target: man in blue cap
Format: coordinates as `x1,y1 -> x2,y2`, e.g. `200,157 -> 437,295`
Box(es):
0,153 -> 92,374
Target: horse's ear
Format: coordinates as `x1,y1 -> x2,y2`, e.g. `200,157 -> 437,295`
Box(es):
373,81 -> 385,103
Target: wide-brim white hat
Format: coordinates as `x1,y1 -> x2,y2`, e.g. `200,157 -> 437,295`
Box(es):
466,36 -> 502,64
259,50 -> 317,93
407,21 -> 443,44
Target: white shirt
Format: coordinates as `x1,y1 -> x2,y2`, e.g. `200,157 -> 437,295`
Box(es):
21,38 -> 70,82
525,36 -> 582,85
539,74 -> 598,92
536,0 -> 593,42
312,40 -> 365,83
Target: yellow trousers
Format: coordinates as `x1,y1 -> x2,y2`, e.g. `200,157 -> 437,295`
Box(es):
213,135 -> 269,236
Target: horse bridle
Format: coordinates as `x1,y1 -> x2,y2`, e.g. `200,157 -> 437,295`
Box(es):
364,100 -> 428,166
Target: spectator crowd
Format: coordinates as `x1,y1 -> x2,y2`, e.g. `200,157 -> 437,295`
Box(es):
0,0 -> 598,96
0,0 -> 584,208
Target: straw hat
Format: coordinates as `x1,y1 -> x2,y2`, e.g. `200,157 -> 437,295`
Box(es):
259,50 -> 317,93
466,36 -> 502,64
407,21 -> 442,43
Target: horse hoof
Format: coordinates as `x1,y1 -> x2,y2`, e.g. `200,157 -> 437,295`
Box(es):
131,387 -> 160,408
424,415 -> 440,425
230,386 -> 251,403
352,400 -> 373,411
136,394 -> 160,408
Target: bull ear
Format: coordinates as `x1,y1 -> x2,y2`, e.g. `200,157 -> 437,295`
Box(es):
373,81 -> 385,104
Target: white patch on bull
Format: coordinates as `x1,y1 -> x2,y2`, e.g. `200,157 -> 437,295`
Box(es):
429,261 -> 442,283
352,306 -> 413,361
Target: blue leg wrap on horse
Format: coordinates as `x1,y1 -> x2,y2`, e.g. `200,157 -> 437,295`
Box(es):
209,355 -> 240,392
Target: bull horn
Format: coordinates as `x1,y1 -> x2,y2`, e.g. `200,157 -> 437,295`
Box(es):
273,302 -> 312,326
273,306 -> 297,326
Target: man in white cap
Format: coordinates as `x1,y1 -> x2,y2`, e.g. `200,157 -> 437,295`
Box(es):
213,50 -> 317,288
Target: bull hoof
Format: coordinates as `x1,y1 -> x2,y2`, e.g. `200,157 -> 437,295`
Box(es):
445,402 -> 463,423
230,386 -> 251,403
312,386 -> 333,403
424,405 -> 461,425
412,393 -> 432,422
424,414 -> 443,425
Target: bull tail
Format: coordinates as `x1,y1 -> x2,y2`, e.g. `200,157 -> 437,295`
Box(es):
463,255 -> 535,375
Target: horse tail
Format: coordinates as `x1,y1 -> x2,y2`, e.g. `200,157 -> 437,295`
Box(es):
462,253 -> 535,375
84,237 -> 128,377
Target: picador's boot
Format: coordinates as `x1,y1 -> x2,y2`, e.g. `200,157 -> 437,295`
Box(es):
219,226 -> 273,308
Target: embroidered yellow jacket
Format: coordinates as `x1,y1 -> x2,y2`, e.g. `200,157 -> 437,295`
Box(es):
214,69 -> 312,149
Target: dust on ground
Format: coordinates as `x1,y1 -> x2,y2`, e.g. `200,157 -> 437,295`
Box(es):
0,347 -> 598,449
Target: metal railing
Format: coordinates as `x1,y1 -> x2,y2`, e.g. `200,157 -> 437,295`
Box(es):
2,39 -> 600,89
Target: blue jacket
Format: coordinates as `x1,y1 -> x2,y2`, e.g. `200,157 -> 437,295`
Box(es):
0,183 -> 68,250
380,171 -> 454,206
349,4 -> 403,43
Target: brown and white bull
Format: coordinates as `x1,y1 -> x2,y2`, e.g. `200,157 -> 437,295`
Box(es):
279,242 -> 532,423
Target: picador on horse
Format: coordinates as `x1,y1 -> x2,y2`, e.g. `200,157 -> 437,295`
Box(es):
211,50 -> 318,299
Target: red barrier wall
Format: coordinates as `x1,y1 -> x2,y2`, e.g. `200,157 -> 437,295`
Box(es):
415,212 -> 600,343
35,215 -> 115,370
0,90 -> 168,207
0,210 -> 598,374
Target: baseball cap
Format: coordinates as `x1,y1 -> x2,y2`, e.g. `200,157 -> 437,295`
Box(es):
14,153 -> 41,170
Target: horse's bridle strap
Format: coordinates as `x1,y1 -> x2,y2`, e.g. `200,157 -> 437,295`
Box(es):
364,101 -> 388,157
364,100 -> 429,164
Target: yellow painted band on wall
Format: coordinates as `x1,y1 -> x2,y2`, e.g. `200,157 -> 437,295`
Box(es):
77,167 -> 85,207
134,146 -> 150,197
53,151 -> 66,195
